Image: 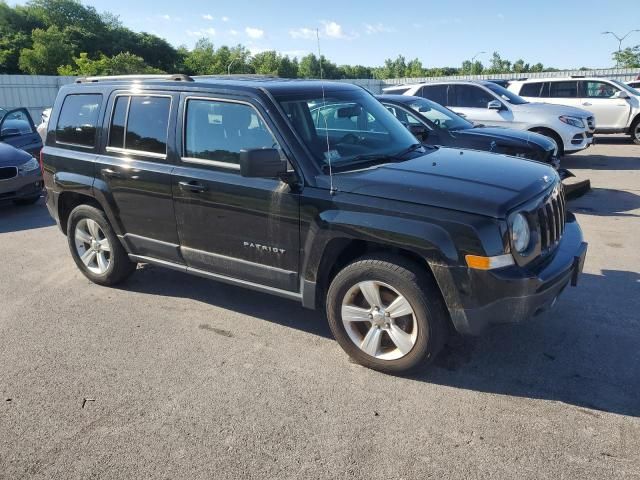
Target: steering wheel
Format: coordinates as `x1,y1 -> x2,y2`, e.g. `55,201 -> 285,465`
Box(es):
336,133 -> 362,145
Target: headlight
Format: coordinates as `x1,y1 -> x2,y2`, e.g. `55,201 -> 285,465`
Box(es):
510,213 -> 531,254
559,115 -> 585,129
18,157 -> 40,174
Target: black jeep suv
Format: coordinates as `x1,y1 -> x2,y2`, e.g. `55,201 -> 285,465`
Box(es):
42,75 -> 587,373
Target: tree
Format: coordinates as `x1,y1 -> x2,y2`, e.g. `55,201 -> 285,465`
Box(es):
406,58 -> 424,77
58,52 -> 163,76
613,46 -> 640,68
298,53 -> 320,78
183,38 -> 217,75
487,52 -> 511,74
18,25 -> 74,74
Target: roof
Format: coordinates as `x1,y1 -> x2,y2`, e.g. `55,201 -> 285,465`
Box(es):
376,94 -> 422,103
69,74 -> 360,96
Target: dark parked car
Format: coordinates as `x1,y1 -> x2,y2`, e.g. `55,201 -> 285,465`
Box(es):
0,107 -> 43,157
42,75 -> 587,373
0,141 -> 43,205
378,95 -> 560,169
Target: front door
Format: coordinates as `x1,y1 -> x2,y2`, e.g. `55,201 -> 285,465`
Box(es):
448,85 -> 515,128
0,108 -> 42,156
580,80 -> 631,130
172,94 -> 300,292
94,91 -> 181,263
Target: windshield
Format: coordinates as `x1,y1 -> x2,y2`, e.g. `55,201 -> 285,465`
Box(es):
484,83 -> 528,105
405,97 -> 473,131
276,89 -> 423,169
610,79 -> 640,96
0,107 -> 6,122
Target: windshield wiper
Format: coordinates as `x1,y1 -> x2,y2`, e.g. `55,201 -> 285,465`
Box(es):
322,144 -> 427,173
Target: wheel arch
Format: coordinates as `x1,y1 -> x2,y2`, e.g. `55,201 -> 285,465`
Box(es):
528,126 -> 564,155
57,191 -> 104,235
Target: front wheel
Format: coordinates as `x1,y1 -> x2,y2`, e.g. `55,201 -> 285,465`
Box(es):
631,119 -> 640,145
326,255 -> 448,374
66,205 -> 136,286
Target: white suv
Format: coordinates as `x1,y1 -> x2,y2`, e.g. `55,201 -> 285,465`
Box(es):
509,77 -> 640,145
384,81 -> 595,155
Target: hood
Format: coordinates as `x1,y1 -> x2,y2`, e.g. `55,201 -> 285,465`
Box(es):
0,141 -> 33,167
516,102 -> 592,118
323,147 -> 558,218
451,126 -> 556,151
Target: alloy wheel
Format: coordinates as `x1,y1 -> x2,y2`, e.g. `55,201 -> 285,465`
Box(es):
341,280 -> 418,360
74,218 -> 112,275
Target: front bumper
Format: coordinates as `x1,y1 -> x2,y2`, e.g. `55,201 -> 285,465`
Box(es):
0,171 -> 43,201
563,130 -> 594,153
434,213 -> 587,335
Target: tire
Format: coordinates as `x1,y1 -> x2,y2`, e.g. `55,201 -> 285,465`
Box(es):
631,118 -> 640,145
66,204 -> 136,286
326,255 -> 448,374
532,128 -> 564,157
12,195 -> 40,206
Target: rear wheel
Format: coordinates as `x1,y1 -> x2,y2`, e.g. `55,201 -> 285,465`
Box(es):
326,255 -> 448,374
66,205 -> 136,286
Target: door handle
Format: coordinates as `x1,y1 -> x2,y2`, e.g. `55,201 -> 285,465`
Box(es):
582,102 -> 592,106
178,181 -> 207,193
101,168 -> 124,179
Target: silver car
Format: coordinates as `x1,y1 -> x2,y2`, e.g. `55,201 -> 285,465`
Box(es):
0,142 -> 43,205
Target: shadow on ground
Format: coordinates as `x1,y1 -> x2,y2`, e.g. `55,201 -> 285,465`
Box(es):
0,197 -> 54,233
123,263 -> 640,418
568,187 -> 640,217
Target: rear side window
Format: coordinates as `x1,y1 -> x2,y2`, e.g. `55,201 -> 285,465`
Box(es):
519,82 -> 544,97
450,85 -> 495,108
548,81 -> 578,98
184,99 -> 279,166
56,94 -> 102,147
108,95 -> 171,156
419,85 -> 448,105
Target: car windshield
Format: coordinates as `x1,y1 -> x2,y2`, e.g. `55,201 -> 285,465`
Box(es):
483,83 -> 528,105
610,79 -> 640,96
276,89 -> 424,170
405,97 -> 473,131
0,107 -> 6,122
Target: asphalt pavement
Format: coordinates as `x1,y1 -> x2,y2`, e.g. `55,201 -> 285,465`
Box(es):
1,137 -> 638,479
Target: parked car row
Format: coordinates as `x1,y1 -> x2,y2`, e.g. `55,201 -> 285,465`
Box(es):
38,75 -> 588,374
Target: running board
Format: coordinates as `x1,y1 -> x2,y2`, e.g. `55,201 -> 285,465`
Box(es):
128,254 -> 303,302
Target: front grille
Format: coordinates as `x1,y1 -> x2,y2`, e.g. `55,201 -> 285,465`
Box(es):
586,116 -> 596,132
0,166 -> 18,181
536,184 -> 566,251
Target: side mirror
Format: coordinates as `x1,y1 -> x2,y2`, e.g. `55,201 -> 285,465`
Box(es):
239,148 -> 287,178
613,90 -> 629,99
408,124 -> 429,142
487,100 -> 503,110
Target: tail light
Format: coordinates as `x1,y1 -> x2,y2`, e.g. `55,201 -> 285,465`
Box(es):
39,148 -> 44,175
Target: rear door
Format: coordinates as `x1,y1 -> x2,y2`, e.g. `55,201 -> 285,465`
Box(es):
546,81 -> 581,109
172,94 -> 300,292
580,80 -> 631,130
93,91 -> 181,263
0,108 -> 42,156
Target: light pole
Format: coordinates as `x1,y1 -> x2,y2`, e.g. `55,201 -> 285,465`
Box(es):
227,57 -> 237,75
470,51 -> 486,75
602,30 -> 639,67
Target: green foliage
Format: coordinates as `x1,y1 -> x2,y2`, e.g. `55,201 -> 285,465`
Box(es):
613,46 -> 640,68
19,25 -> 74,74
58,52 -> 163,76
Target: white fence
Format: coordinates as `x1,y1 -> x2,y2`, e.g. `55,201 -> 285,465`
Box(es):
0,75 -> 75,121
1,69 -> 639,117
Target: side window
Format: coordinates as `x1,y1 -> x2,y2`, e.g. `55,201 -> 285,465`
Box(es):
519,82 -> 544,97
0,109 -> 34,135
184,99 -> 279,166
584,81 -> 619,98
548,81 -> 578,98
452,85 -> 495,108
56,94 -> 102,147
107,95 -> 171,155
419,85 -> 448,106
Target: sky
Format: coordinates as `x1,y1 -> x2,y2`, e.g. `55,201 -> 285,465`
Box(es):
10,0 -> 640,69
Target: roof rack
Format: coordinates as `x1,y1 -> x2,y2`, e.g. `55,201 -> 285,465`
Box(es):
75,74 -> 194,83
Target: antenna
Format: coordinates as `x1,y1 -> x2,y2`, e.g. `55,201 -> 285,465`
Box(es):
316,28 -> 335,194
